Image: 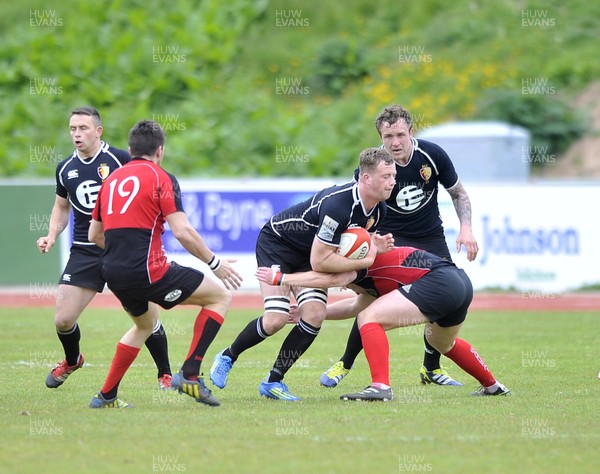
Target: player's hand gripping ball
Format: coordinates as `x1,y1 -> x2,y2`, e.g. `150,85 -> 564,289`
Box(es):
337,227 -> 370,259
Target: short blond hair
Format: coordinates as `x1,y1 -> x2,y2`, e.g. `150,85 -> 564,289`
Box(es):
358,147 -> 394,174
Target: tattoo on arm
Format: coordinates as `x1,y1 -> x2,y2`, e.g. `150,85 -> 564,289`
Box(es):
448,183 -> 472,227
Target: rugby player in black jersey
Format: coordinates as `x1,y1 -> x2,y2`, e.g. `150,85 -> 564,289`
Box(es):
210,147 -> 396,400
321,104 -> 479,389
36,107 -> 173,391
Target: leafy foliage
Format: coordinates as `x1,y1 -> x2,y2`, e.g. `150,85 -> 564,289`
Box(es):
310,38 -> 369,96
473,89 -> 587,167
0,0 -> 598,177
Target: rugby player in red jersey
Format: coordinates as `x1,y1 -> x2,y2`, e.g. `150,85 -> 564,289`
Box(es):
88,120 -> 242,408
257,246 -> 510,401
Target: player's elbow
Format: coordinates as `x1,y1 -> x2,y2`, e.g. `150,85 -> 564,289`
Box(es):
330,272 -> 356,287
170,226 -> 184,242
171,223 -> 196,246
311,259 -> 329,273
311,256 -> 343,274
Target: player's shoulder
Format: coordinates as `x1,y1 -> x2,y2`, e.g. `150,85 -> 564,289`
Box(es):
101,143 -> 132,165
130,159 -> 180,186
317,181 -> 356,201
55,152 -> 77,172
331,181 -> 355,192
413,138 -> 449,158
156,165 -> 180,187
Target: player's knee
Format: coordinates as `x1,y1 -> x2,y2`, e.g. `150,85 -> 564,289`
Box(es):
356,308 -> 377,328
262,312 -> 288,334
137,322 -> 156,339
296,288 -> 327,326
195,283 -> 232,315
216,286 -> 233,309
299,307 -> 326,327
425,332 -> 453,354
261,294 -> 291,334
214,288 -> 232,319
54,312 -> 78,331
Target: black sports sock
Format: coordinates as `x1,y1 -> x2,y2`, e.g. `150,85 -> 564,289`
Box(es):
422,332 -> 442,371
268,319 -> 320,383
144,320 -> 171,378
57,323 -> 81,366
339,319 -> 363,369
225,316 -> 268,362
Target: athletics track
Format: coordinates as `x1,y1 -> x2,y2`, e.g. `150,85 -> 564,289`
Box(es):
2,288 -> 600,311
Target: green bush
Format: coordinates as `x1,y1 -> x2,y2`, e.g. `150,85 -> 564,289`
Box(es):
310,38 -> 369,96
0,0 -> 598,178
474,89 -> 587,167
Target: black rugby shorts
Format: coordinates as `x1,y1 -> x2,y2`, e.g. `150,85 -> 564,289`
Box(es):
399,266 -> 472,327
109,261 -> 204,317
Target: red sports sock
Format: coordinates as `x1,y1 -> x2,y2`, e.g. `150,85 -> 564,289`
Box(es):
101,342 -> 141,398
359,322 -> 390,387
444,338 -> 496,387
181,309 -> 224,379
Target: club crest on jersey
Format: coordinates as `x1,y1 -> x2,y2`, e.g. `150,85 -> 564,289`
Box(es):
365,217 -> 375,230
97,163 -> 110,181
420,164 -> 432,183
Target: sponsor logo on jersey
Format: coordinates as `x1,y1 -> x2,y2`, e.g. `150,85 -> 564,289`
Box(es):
397,185 -> 425,211
75,180 -> 101,209
402,284 -> 412,293
67,170 -> 79,179
318,215 -> 339,242
419,164 -> 432,183
164,289 -> 182,302
97,163 -> 110,181
62,274 -> 71,281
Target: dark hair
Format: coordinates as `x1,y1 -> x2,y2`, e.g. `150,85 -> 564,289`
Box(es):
128,120 -> 166,157
374,104 -> 413,135
358,147 -> 394,174
70,106 -> 101,126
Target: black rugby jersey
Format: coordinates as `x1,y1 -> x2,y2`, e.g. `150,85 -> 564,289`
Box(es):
55,142 -> 130,245
355,138 -> 459,239
268,181 -> 386,255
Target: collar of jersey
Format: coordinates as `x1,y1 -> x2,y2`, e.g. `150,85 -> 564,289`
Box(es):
353,183 -> 376,216
75,141 -> 106,163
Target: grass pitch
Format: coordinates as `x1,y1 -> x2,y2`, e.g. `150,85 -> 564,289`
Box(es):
1,306 -> 599,473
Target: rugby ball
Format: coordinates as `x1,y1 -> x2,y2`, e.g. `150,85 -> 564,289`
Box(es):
337,227 -> 370,259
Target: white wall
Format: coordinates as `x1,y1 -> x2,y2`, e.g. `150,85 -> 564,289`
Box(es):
438,182 -> 595,292
79,178 -> 598,293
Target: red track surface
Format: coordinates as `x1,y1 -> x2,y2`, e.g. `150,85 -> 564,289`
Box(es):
2,289 -> 600,311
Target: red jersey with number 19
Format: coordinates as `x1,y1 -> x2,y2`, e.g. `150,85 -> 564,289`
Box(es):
92,157 -> 184,289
